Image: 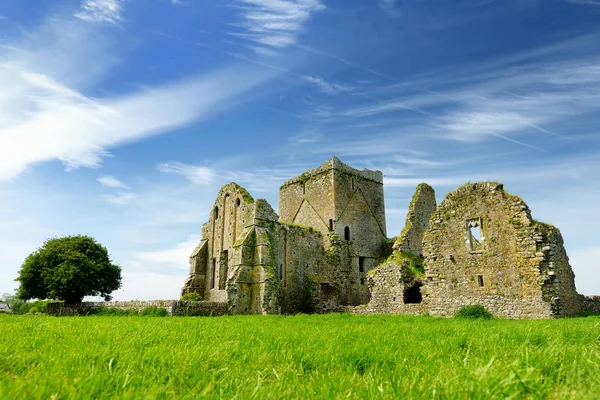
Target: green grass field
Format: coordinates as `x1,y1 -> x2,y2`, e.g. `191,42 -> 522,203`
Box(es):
1,314 -> 599,399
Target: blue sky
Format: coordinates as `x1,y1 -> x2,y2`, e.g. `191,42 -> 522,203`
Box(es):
1,0 -> 600,300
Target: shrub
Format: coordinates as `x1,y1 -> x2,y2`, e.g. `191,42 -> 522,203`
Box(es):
18,300 -> 52,315
140,306 -> 168,317
180,292 -> 202,301
18,302 -> 32,314
454,305 -> 493,320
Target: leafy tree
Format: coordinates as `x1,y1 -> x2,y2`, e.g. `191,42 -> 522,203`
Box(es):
16,235 -> 122,303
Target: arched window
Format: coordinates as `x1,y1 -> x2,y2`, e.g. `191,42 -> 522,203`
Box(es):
214,206 -> 219,219
344,226 -> 351,241
236,198 -> 241,207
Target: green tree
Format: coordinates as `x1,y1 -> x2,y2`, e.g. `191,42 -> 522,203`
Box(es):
16,235 -> 122,303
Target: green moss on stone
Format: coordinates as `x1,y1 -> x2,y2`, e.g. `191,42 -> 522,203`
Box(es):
280,221 -> 316,233
232,183 -> 255,204
382,251 -> 425,278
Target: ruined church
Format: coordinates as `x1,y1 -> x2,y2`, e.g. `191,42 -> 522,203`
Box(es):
181,157 -> 598,318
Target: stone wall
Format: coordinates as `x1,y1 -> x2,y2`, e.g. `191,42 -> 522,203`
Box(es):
582,296 -> 600,314
46,300 -> 227,316
394,183 -> 436,256
180,156 -> 598,319
181,182 -> 257,303
360,254 -> 427,315
421,182 -> 582,319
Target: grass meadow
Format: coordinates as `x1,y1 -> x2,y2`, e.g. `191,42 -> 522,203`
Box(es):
1,313 -> 599,399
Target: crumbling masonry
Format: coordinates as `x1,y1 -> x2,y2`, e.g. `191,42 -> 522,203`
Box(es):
181,157 -> 599,318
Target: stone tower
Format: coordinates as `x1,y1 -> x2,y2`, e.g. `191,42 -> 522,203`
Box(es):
278,157 -> 389,304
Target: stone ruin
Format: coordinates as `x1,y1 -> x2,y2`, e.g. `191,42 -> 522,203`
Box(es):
181,157 -> 599,318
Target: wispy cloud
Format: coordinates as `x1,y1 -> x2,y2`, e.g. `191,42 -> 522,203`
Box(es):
339,54 -> 600,146
290,130 -> 322,144
128,235 -> 199,271
378,0 -> 402,17
157,162 -> 216,185
568,0 -> 600,5
304,76 -> 352,94
74,0 -> 125,24
97,175 -> 128,189
156,161 -> 304,193
230,0 -> 325,54
395,155 -> 447,167
98,192 -> 136,205
0,17 -> 279,181
251,46 -> 279,57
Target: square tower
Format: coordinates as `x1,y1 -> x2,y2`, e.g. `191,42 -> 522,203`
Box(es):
279,157 -> 388,259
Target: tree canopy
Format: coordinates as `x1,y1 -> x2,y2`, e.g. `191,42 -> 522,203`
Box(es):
16,235 -> 122,303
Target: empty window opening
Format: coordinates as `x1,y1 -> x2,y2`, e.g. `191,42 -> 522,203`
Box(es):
214,206 -> 219,220
219,251 -> 228,290
329,219 -> 334,231
278,264 -> 286,286
359,257 -> 366,273
478,275 -> 484,287
403,282 -> 423,304
320,283 -> 334,297
393,297 -> 397,302
351,177 -> 355,191
236,198 -> 241,207
211,259 -> 216,289
344,226 -> 351,241
467,218 -> 483,252
302,182 -> 306,194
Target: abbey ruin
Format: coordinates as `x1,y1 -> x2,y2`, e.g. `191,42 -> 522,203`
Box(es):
181,157 -> 599,318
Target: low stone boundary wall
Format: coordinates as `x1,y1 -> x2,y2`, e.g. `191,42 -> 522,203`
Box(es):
582,296 -> 600,314
46,300 -> 228,316
334,303 -> 427,316
173,301 -> 227,316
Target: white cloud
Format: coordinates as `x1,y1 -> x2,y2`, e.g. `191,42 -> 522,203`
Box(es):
155,160 -> 306,193
74,0 -> 125,24
304,76 -> 352,94
0,18 -> 279,181
395,155 -> 447,167
341,57 -> 600,145
251,46 -> 279,57
157,162 -> 216,185
231,0 -> 325,51
568,0 -> 600,5
112,271 -> 186,300
378,0 -> 402,17
97,175 -> 127,189
290,130 -> 322,144
99,192 -> 136,205
129,236 -> 199,271
0,66 -> 274,180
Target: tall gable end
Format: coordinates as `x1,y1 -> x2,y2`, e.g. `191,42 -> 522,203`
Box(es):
422,182 -> 582,318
